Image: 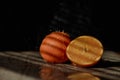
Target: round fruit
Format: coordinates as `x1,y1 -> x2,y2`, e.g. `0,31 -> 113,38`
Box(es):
40,31 -> 71,63
66,35 -> 103,67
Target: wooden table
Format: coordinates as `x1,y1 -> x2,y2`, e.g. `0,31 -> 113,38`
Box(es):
0,51 -> 120,80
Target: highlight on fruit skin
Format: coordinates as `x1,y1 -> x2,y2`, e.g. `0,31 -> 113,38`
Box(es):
40,31 -> 71,63
66,35 -> 104,67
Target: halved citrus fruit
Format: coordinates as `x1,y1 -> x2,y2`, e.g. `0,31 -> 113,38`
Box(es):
66,35 -> 103,67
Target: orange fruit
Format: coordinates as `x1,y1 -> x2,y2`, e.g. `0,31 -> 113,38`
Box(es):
66,35 -> 103,67
40,31 -> 71,63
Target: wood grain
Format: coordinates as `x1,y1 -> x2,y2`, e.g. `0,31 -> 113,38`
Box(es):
0,51 -> 120,80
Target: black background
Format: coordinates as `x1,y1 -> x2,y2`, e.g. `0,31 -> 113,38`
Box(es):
0,1 -> 119,51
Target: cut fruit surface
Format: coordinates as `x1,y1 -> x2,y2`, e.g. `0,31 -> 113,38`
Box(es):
66,35 -> 103,67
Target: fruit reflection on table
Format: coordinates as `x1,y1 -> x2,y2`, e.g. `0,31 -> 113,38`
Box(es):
39,65 -> 100,80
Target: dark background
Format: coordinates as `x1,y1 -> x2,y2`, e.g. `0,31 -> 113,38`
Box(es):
0,0 -> 119,51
